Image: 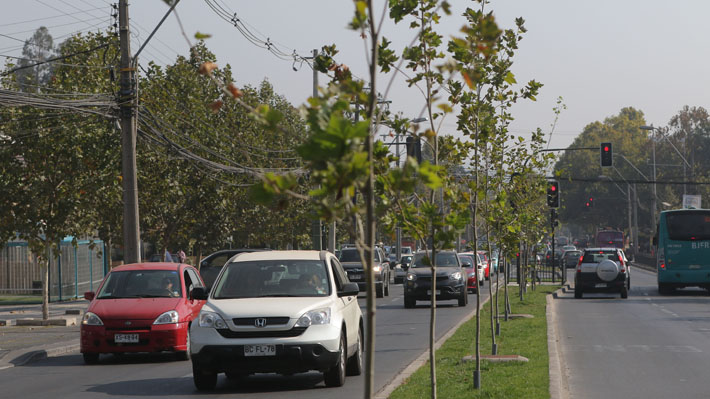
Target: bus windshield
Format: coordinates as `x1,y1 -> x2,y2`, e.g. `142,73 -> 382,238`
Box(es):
666,211 -> 710,241
596,231 -> 624,248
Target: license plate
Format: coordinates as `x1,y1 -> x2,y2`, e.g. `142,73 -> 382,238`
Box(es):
595,283 -> 607,288
114,333 -> 139,343
244,344 -> 276,357
426,290 -> 441,295
350,274 -> 362,280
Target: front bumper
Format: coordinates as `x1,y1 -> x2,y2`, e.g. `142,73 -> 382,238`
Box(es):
80,322 -> 188,354
404,278 -> 465,300
191,343 -> 339,374
190,321 -> 342,374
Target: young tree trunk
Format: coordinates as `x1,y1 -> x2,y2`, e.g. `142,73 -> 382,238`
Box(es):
42,243 -> 50,320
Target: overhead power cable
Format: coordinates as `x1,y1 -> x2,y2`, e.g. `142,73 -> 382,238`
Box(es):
2,42 -> 111,76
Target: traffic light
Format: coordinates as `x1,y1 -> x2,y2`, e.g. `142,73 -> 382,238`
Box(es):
600,142 -> 612,167
547,181 -> 560,208
588,196 -> 594,207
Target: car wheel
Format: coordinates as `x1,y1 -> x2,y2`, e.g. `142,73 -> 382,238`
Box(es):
394,277 -> 402,284
193,364 -> 218,391
384,276 -> 390,297
404,295 -> 415,308
177,328 -> 190,361
376,282 -> 384,298
458,289 -> 468,307
82,352 -> 99,365
574,286 -> 583,299
346,326 -> 363,376
324,332 -> 346,387
658,283 -> 672,295
620,284 -> 628,299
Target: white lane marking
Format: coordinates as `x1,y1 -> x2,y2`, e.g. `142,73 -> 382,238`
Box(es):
565,344 -> 702,353
660,308 -> 679,317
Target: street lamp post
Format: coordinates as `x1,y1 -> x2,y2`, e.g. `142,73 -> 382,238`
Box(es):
640,125 -> 658,233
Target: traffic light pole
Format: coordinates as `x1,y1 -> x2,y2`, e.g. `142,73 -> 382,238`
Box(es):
551,208 -> 556,284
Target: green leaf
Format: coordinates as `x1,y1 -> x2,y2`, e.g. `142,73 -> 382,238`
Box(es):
194,32 -> 212,40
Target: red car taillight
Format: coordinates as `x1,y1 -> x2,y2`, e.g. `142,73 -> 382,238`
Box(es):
576,256 -> 583,272
618,254 -> 626,272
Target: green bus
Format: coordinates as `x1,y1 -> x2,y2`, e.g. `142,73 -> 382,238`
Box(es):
656,209 -> 710,294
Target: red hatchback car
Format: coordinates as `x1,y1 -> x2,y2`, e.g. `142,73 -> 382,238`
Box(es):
80,263 -> 206,364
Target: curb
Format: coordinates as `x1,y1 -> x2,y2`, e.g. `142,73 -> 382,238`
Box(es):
374,282 -> 497,399
548,288 -> 569,399
0,340 -> 80,371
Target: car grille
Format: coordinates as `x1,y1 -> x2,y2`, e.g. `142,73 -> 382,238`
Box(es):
233,317 -> 290,326
417,276 -> 450,282
216,327 -> 308,338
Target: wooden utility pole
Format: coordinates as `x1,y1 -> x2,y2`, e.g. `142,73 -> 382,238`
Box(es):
119,0 -> 141,264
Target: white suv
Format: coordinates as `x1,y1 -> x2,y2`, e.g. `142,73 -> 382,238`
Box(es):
574,247 -> 631,299
189,250 -> 363,390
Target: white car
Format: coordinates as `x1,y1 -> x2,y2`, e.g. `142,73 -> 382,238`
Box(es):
189,250 -> 363,390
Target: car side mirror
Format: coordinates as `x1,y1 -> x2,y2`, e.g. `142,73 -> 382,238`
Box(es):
402,264 -> 409,271
84,291 -> 95,301
462,262 -> 472,268
338,282 -> 360,297
191,287 -> 208,300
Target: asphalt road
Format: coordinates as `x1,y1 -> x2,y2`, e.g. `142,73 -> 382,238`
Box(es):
558,267 -> 710,399
0,281 -> 496,399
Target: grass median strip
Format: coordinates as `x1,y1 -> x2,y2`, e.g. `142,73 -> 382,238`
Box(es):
389,285 -> 557,399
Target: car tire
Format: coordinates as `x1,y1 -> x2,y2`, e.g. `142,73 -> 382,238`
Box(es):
346,327 -> 363,376
177,328 -> 190,361
658,283 -> 672,295
82,352 -> 99,365
193,365 -> 218,391
384,276 -> 390,297
458,289 -> 468,307
376,282 -> 384,298
394,277 -> 402,284
620,284 -> 628,299
574,286 -> 582,299
404,295 -> 415,308
324,332 -> 346,387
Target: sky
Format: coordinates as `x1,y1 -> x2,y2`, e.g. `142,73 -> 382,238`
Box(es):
1,0 -> 709,151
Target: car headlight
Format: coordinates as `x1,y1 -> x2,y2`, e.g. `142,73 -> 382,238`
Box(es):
450,272 -> 462,280
406,273 -> 417,281
198,311 -> 228,329
295,308 -> 331,327
153,310 -> 179,325
373,265 -> 382,273
82,312 -> 103,326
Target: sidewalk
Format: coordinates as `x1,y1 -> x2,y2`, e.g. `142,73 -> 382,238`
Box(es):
0,299 -> 88,370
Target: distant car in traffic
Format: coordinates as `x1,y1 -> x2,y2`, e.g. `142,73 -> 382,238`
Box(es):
574,247 -> 631,299
188,250 -> 363,390
458,253 -> 484,292
403,250 -> 467,308
562,249 -> 583,269
339,247 -> 390,297
80,262 -> 206,364
393,254 -> 413,284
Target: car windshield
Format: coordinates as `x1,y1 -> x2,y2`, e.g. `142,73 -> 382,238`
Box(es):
96,270 -> 181,299
564,251 -> 582,258
212,260 -> 330,299
411,252 -> 459,268
458,255 -> 475,267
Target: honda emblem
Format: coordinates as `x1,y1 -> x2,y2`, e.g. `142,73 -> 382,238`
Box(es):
254,318 -> 267,328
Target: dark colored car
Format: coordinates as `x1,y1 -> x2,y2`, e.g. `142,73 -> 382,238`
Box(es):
393,254 -> 413,284
80,262 -> 206,364
198,249 -> 271,291
403,250 -> 467,308
574,248 -> 631,299
562,250 -> 583,269
339,247 -> 390,297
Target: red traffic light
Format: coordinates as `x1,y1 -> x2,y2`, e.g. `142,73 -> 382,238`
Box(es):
550,185 -> 556,191
603,146 -> 610,152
